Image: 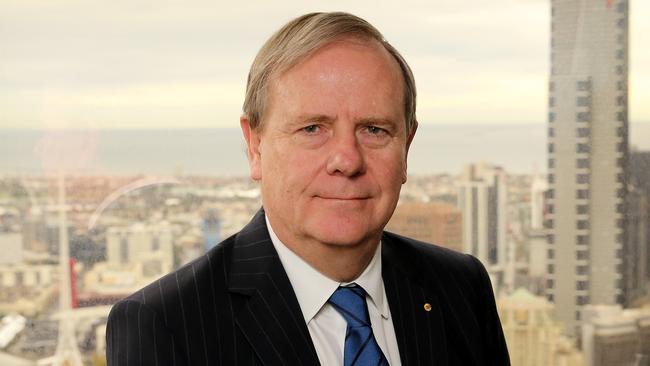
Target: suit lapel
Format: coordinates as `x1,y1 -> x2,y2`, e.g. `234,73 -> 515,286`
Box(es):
228,209 -> 320,366
382,233 -> 449,366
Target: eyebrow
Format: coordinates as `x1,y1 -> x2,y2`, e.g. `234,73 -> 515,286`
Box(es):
292,114 -> 335,125
292,114 -> 397,127
357,117 -> 397,127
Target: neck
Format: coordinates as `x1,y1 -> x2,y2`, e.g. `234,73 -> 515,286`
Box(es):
291,238 -> 379,282
268,218 -> 380,282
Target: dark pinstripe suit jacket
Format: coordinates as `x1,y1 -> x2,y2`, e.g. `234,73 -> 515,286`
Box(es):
106,208 -> 510,365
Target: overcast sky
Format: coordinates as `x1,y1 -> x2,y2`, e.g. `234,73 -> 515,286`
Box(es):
1,0 -> 648,130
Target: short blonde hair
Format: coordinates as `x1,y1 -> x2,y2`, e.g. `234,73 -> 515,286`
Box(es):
243,12 -> 418,134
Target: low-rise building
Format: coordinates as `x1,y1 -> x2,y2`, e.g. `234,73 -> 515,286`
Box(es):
498,288 -> 584,366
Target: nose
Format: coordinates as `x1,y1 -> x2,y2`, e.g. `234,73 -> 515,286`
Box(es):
325,130 -> 366,177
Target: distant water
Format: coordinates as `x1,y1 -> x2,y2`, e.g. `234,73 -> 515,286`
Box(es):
1,124 -> 649,176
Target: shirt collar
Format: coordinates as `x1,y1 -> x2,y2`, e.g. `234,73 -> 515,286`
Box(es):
265,215 -> 389,324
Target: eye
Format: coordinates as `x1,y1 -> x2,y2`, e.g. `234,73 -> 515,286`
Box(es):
302,124 -> 321,134
365,125 -> 387,135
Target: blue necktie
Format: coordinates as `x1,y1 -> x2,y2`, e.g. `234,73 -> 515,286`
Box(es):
328,285 -> 390,366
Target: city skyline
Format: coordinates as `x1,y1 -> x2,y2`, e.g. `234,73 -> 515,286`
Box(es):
1,0 -> 650,130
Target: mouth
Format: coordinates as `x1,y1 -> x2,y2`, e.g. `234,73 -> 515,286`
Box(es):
314,196 -> 371,201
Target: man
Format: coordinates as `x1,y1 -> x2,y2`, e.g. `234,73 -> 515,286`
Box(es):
106,12 -> 510,365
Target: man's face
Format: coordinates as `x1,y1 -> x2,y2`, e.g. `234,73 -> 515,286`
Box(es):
242,38 -> 415,248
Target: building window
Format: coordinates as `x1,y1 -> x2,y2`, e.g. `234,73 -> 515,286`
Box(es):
548,173 -> 555,184
577,189 -> 589,199
616,111 -> 626,122
576,112 -> 591,122
549,127 -> 555,137
616,65 -> 625,75
617,126 -> 625,137
576,296 -> 589,306
576,251 -> 589,261
547,204 -> 554,214
548,264 -> 555,274
617,142 -> 626,152
577,220 -> 590,230
577,265 -> 589,275
576,280 -> 589,290
617,18 -> 626,28
152,236 -> 160,251
617,174 -> 625,184
549,81 -> 555,92
576,311 -> 581,321
616,49 -> 625,59
617,187 -> 626,198
577,143 -> 590,153
617,157 -> 625,167
120,237 -> 129,263
547,234 -> 555,244
548,158 -> 555,169
549,112 -> 556,122
576,205 -> 589,214
617,218 -> 625,228
544,219 -> 554,229
576,174 -> 590,184
15,272 -> 24,286
577,127 -> 590,138
576,96 -> 591,107
547,279 -> 554,289
616,233 -> 624,243
548,294 -> 555,302
545,189 -> 555,199
549,97 -> 555,107
576,80 -> 591,91
617,95 -> 626,106
617,34 -> 625,45
548,143 -> 555,153
577,158 -> 589,168
617,80 -> 626,91
548,249 -> 555,259
577,235 -> 590,245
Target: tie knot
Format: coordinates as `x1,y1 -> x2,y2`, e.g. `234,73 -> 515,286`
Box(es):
328,285 -> 370,327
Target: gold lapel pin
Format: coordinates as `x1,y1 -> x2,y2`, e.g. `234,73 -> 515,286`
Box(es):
423,303 -> 432,312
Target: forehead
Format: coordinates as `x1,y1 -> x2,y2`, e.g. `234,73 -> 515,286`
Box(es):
266,37 -> 405,123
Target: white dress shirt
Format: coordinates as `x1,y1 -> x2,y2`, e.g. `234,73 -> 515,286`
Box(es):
266,216 -> 402,366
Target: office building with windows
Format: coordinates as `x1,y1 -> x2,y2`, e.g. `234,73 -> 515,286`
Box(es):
457,162 -> 508,285
386,201 -> 463,253
545,0 -> 629,334
623,151 -> 650,305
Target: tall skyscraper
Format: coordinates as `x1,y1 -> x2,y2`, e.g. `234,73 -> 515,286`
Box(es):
457,162 -> 508,285
623,151 -> 650,305
531,174 -> 549,231
545,0 -> 629,334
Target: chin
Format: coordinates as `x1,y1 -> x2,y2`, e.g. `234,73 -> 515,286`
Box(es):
306,216 -> 379,247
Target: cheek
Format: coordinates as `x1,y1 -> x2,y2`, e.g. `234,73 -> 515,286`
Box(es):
373,151 -> 407,184
263,149 -> 320,193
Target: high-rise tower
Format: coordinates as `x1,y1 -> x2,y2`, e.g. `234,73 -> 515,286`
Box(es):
457,162 -> 508,287
545,0 -> 629,334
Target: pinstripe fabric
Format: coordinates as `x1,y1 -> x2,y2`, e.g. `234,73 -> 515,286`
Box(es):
106,208 -> 510,366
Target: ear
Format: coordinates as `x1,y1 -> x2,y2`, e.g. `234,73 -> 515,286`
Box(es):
240,115 -> 262,181
402,123 -> 418,184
